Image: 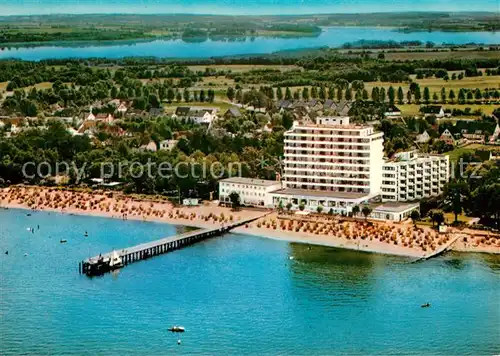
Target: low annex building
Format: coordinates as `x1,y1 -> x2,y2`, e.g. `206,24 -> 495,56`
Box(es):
218,177 -> 282,208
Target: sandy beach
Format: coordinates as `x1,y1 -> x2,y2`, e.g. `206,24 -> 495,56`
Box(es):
1,186 -> 499,257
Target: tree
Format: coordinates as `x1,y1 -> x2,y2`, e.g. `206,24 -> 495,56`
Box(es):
388,86 -> 395,104
430,209 -> 445,227
286,202 -> 292,213
397,87 -> 404,104
406,90 -> 412,104
474,88 -> 482,100
299,203 -> 305,211
277,86 -> 283,100
410,210 -> 420,227
285,87 -> 292,100
328,87 -> 335,100
352,205 -> 360,217
199,89 -> 206,102
377,52 -> 385,60
302,87 -> 309,100
176,91 -> 182,103
362,206 -> 372,220
19,99 -> 37,116
449,89 -> 456,103
432,92 -> 439,103
414,87 -> 421,103
226,87 -> 235,102
167,88 -> 175,102
183,88 -> 190,102
423,87 -> 430,103
371,87 -> 379,102
235,89 -> 242,103
336,88 -> 343,101
440,87 -> 446,103
379,87 -> 386,102
444,180 -> 468,224
311,86 -> 318,99
278,200 -> 284,212
319,86 -> 326,100
316,205 -> 323,214
229,192 -> 240,210
345,87 -> 352,101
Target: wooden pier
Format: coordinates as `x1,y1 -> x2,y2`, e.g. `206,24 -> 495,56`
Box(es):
79,213 -> 266,276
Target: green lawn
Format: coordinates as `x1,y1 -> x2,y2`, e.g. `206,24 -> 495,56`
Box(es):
162,101 -> 239,114
445,144 -> 495,163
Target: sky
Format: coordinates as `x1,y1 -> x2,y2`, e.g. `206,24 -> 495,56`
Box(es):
0,0 -> 498,16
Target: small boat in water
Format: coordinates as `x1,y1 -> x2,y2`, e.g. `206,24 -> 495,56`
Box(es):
168,326 -> 185,332
421,303 -> 431,308
60,239 -> 67,243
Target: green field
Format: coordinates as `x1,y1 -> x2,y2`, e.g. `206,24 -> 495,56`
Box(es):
445,143 -> 498,162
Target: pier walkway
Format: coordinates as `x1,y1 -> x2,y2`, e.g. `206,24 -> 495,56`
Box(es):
79,213 -> 267,276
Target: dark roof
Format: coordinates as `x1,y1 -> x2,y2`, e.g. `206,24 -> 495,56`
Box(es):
175,107 -> 191,116
224,107 -> 241,117
271,188 -> 369,200
149,107 -> 164,116
277,100 -> 292,109
386,105 -> 401,112
420,105 -> 443,114
323,99 -> 335,109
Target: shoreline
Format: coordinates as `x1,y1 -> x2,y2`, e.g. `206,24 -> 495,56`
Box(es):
1,186 -> 499,258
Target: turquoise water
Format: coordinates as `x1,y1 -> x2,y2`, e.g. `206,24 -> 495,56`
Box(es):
0,208 -> 499,355
1,27 -> 499,60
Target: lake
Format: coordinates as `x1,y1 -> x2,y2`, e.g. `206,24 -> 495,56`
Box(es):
0,208 -> 499,355
0,27 -> 499,60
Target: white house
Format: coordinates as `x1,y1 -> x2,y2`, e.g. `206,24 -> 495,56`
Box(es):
219,177 -> 282,208
159,139 -> 178,151
140,141 -> 157,152
416,130 -> 431,144
384,105 -> 402,118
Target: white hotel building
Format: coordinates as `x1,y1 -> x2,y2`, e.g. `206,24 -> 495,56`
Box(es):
218,117 -> 450,219
381,151 -> 450,202
270,117 -> 385,214
218,177 -> 282,208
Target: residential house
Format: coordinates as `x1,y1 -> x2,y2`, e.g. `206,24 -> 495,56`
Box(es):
384,105 -> 402,118
439,129 -> 455,145
223,107 -> 242,119
174,107 -> 218,125
489,123 -> 500,143
95,113 -> 114,124
421,105 -> 445,118
149,107 -> 164,117
117,103 -> 128,115
462,130 -> 485,144
416,130 -> 431,144
324,100 -> 352,116
140,141 -> 157,152
159,139 -> 178,151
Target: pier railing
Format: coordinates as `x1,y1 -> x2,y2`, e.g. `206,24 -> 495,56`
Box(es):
79,213 -> 267,276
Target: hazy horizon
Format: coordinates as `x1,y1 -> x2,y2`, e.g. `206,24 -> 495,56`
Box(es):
1,0 -> 499,16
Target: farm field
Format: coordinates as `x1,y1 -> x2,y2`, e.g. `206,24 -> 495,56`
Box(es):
383,50 -> 500,61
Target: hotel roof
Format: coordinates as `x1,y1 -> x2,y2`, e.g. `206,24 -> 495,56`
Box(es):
271,188 -> 369,200
220,177 -> 281,187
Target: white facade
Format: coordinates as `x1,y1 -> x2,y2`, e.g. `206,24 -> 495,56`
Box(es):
381,151 -> 449,202
282,117 -> 384,196
272,117 -> 384,214
219,177 -> 282,208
